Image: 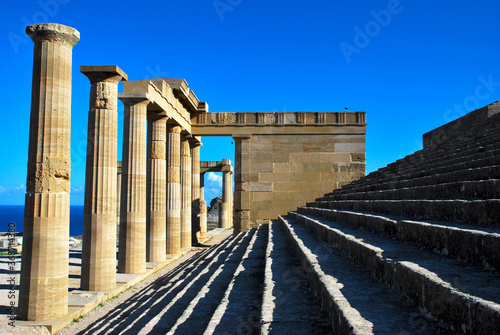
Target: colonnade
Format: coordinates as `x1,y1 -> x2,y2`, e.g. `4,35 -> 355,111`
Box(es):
18,23 -> 232,321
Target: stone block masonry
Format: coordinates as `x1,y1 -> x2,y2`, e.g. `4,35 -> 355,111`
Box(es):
193,111 -> 367,233
242,134 -> 365,230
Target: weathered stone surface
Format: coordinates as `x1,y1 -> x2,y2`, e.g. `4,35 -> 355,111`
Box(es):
19,23 -> 79,322
117,95 -> 149,274
146,115 -> 168,262
167,125 -> 182,254
81,65 -> 126,292
191,141 -> 202,243
26,23 -> 80,46
181,137 -> 192,249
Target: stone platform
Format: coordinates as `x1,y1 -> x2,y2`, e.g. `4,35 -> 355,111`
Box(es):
0,228 -> 228,334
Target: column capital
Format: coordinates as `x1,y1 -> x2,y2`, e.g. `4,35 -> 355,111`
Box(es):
26,23 -> 80,48
181,137 -> 191,157
189,136 -> 203,148
118,92 -> 151,106
232,134 -> 252,140
81,65 -> 128,84
169,125 -> 182,134
148,112 -> 168,123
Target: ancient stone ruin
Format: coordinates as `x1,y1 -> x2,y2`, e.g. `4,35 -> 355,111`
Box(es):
15,22 -> 500,335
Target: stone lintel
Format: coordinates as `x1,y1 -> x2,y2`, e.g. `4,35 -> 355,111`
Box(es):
232,134 -> 252,140
123,80 -> 192,132
26,23 -> 80,47
81,65 -> 128,83
192,125 -> 366,137
156,78 -> 200,113
200,160 -> 233,174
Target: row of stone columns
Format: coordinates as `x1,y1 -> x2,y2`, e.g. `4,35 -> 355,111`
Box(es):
18,23 -> 215,321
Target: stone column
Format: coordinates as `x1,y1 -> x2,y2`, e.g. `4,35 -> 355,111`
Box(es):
199,173 -> 207,239
190,140 -> 202,243
233,135 -> 252,234
80,66 -> 127,291
117,93 -> 150,274
221,159 -> 233,229
146,114 -> 168,263
167,125 -> 182,254
116,161 -> 122,243
180,136 -> 192,249
19,23 -> 79,321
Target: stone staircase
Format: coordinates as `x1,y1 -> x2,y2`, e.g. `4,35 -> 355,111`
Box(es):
282,108 -> 500,334
65,225 -> 333,335
59,106 -> 500,335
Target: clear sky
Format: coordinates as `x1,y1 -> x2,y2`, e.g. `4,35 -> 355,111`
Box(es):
1,0 -> 499,206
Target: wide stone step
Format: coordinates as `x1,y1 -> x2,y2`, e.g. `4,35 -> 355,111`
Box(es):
297,206 -> 500,272
309,199 -> 500,226
290,212 -> 500,334
339,149 -> 500,194
279,216 -> 446,334
73,232 -> 244,334
339,141 -> 500,193
334,165 -> 500,195
261,221 -> 333,335
140,229 -> 256,334
204,224 -> 268,335
396,125 -> 500,165
324,179 -> 500,201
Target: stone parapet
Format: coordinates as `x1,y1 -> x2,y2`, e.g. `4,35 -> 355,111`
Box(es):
193,111 -> 366,126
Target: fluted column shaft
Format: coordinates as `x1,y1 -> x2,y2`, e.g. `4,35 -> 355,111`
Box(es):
117,161 -> 122,242
180,137 -> 192,249
221,166 -> 233,229
200,173 -> 207,239
118,96 -> 149,274
191,142 -> 201,243
19,23 -> 79,321
147,114 -> 168,262
80,66 -> 126,292
167,125 -> 182,254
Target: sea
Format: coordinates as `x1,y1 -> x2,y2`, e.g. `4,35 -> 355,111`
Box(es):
0,205 -> 84,236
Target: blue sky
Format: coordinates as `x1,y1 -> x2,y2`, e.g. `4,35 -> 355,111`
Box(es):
1,0 -> 499,205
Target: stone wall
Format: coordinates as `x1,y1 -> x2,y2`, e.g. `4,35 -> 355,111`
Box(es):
242,133 -> 365,228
